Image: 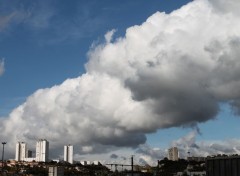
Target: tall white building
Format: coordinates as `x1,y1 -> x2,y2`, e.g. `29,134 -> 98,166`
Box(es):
64,145 -> 73,164
168,147 -> 179,161
36,139 -> 49,162
15,142 -> 27,161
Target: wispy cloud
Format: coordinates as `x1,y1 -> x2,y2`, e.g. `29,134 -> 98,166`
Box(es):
0,1 -> 55,34
0,13 -> 18,32
0,1 -> 115,44
40,2 -> 108,44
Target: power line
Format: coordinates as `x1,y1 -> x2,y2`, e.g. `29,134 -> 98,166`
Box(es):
105,155 -> 135,176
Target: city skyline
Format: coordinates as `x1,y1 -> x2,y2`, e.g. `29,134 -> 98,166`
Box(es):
8,140 -> 203,165
14,140 -> 74,163
1,0 -> 240,166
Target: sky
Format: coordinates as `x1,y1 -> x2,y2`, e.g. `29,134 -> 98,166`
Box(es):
1,0 -> 240,166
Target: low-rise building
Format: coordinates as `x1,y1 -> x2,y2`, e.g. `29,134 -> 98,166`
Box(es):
206,155 -> 240,176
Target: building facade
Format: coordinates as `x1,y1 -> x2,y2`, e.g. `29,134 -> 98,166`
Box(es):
49,166 -> 64,176
168,147 -> 179,161
15,142 -> 27,161
64,145 -> 73,164
206,156 -> 240,176
36,139 -> 49,162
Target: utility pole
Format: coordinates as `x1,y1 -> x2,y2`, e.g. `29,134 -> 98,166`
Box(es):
131,155 -> 134,176
105,155 -> 135,175
1,142 -> 7,174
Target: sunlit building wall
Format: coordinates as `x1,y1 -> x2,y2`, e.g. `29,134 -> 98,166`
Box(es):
64,145 -> 73,164
36,139 -> 49,162
168,147 -> 179,161
15,142 -> 27,161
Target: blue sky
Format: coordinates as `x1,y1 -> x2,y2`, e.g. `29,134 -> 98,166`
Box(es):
1,0 -> 240,165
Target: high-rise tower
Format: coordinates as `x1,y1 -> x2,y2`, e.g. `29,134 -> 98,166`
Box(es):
15,142 -> 27,161
36,139 -> 49,162
168,147 -> 179,161
64,145 -> 73,164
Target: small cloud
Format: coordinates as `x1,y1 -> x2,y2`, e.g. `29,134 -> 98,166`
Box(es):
110,153 -> 118,159
81,146 -> 93,153
0,59 -> 5,76
104,29 -> 116,43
